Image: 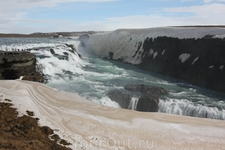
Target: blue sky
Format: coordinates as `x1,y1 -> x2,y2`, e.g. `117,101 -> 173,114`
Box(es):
0,0 -> 225,33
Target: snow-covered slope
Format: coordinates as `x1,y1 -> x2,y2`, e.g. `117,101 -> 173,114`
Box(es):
0,80 -> 225,150
87,27 -> 225,64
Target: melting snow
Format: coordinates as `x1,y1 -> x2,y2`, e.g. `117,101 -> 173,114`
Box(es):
148,49 -> 154,56
153,51 -> 158,59
1,77 -> 225,149
192,57 -> 199,65
179,53 -> 191,63
219,65 -> 224,70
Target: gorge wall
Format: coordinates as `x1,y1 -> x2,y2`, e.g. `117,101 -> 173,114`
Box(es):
85,27 -> 225,93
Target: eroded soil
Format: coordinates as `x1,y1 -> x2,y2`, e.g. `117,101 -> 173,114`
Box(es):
0,100 -> 71,150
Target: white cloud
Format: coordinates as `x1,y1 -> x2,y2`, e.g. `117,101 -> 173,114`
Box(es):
0,0 -> 118,33
164,3 -> 225,16
0,0 -> 225,33
204,0 -> 215,3
204,0 -> 225,3
90,3 -> 225,30
180,0 -> 194,2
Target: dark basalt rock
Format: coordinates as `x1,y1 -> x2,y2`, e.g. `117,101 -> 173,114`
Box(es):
50,49 -> 55,55
65,44 -> 82,58
0,51 -> 43,82
138,36 -> 225,93
49,48 -> 69,60
136,95 -> 159,112
108,84 -> 168,112
108,52 -> 114,59
107,89 -> 131,109
125,84 -> 167,112
124,84 -> 168,96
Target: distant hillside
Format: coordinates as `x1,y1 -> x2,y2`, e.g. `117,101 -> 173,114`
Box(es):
0,31 -> 97,38
170,25 -> 225,28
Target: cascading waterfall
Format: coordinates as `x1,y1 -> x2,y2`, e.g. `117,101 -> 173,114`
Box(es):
158,98 -> 225,120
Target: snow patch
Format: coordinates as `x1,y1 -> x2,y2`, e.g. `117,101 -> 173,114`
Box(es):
209,65 -> 214,69
179,53 -> 191,63
153,51 -> 158,59
219,65 -> 224,70
213,34 -> 225,39
192,57 -> 199,65
148,49 -> 154,56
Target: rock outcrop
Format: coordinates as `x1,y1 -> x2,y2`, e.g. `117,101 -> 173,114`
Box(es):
65,44 -> 82,58
0,51 -> 43,82
107,89 -> 131,109
125,84 -> 167,112
124,84 -> 168,96
108,84 -> 168,112
136,94 -> 159,112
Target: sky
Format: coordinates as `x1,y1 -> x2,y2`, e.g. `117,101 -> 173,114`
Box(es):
0,0 -> 225,34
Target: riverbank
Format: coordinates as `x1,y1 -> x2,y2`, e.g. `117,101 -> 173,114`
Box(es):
0,80 -> 225,149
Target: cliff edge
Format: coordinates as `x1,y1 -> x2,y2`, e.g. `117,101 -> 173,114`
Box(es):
0,51 -> 43,82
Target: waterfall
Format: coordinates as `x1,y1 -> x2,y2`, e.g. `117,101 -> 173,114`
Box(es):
128,97 -> 139,110
158,98 -> 225,120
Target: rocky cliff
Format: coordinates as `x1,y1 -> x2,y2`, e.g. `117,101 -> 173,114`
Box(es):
0,51 -> 42,82
86,27 -> 225,93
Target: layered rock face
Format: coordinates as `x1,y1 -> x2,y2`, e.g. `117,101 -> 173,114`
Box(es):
138,36 -> 225,93
0,51 -> 42,82
86,27 -> 225,93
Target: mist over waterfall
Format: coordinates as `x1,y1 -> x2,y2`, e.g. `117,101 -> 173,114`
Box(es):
1,33 -> 225,120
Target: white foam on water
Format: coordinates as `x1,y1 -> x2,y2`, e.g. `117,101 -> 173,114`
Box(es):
158,98 -> 225,120
151,80 -> 175,86
0,42 -> 57,51
89,96 -> 121,108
